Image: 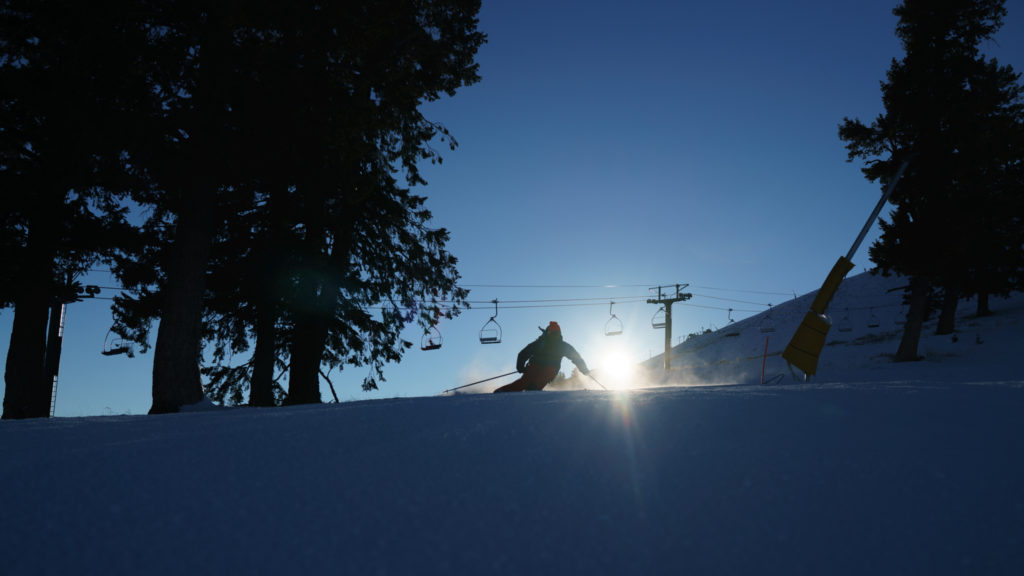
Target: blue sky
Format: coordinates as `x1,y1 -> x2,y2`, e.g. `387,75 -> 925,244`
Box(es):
3,0 -> 1023,415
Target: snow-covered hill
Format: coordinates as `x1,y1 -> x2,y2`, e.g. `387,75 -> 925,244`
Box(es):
1,274 -> 1022,575
641,270 -> 1024,386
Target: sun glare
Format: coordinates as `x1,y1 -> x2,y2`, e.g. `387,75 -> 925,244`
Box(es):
597,345 -> 638,389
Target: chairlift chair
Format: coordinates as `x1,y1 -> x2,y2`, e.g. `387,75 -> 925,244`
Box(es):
479,299 -> 502,344
101,329 -> 134,358
724,308 -> 740,337
651,306 -> 666,329
758,304 -> 776,334
894,304 -> 907,326
604,301 -> 623,336
867,308 -> 880,329
837,308 -> 853,333
421,325 -> 443,351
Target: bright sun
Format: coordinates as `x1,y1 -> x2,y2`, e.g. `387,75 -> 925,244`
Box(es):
597,346 -> 637,387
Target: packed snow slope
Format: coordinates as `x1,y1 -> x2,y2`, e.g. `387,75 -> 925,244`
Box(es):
1,277 -> 1023,575
3,383 -> 1023,575
639,270 -> 1024,387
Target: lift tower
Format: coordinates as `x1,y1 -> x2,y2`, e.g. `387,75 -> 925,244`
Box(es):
647,284 -> 692,371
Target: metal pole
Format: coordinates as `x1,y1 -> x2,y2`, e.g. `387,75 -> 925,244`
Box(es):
664,303 -> 672,371
45,302 -> 67,418
588,374 -> 608,390
761,335 -> 769,385
443,371 -> 518,394
647,284 -> 692,373
846,158 -> 912,261
783,156 -> 912,378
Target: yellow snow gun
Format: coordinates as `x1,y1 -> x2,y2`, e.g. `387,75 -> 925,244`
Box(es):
782,157 -> 912,377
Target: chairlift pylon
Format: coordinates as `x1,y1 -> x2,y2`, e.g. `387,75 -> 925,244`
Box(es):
479,299 -> 502,344
651,306 -> 666,329
604,301 -> 623,336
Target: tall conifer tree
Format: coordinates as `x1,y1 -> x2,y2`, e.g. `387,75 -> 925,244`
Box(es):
839,0 -> 1024,360
0,1 -> 147,418
110,1 -> 483,409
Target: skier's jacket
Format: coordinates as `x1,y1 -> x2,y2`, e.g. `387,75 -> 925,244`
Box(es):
516,330 -> 589,374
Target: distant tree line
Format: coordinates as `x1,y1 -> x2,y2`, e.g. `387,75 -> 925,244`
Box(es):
1,0 -> 484,418
840,0 -> 1024,361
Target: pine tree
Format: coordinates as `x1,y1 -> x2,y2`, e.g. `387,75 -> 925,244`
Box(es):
279,1 -> 482,403
0,1 -> 148,418
955,59 -> 1024,317
143,3 -> 238,414
110,2 -> 286,413
839,0 -> 1023,360
110,1 -> 483,409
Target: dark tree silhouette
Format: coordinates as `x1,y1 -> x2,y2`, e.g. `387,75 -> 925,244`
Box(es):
0,1 -> 147,418
142,3 -> 240,414
109,1 -> 483,409
278,1 -> 482,404
839,0 -> 1024,360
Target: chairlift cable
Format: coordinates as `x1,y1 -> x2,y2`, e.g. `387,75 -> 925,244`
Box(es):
688,292 -> 774,307
462,283 -> 662,289
693,285 -> 793,296
463,282 -> 794,294
85,279 -> 799,310
465,295 -> 650,305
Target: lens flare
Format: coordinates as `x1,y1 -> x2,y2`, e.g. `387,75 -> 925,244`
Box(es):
597,346 -> 638,389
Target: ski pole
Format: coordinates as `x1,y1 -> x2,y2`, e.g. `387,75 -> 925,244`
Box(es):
588,373 -> 608,390
442,371 -> 517,394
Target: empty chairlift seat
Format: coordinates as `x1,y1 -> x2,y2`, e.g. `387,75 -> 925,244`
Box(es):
605,301 -> 623,336
758,304 -> 776,334
101,330 -> 134,358
837,309 -> 853,333
479,299 -> 502,344
651,306 -> 666,329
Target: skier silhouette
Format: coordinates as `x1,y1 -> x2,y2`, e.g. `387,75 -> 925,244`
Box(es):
494,321 -> 590,393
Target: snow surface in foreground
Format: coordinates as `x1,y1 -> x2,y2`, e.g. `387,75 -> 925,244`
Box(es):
2,382 -> 1023,575
2,280 -> 1023,574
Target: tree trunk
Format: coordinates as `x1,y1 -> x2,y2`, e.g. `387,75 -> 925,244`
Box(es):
151,193 -> 214,413
150,6 -> 226,414
249,296 -> 277,407
3,215 -> 57,419
976,292 -> 991,317
895,276 -> 930,362
286,273 -> 330,405
935,285 -> 959,335
2,294 -> 50,419
249,183 -> 285,407
285,215 -> 354,405
286,319 -> 327,405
